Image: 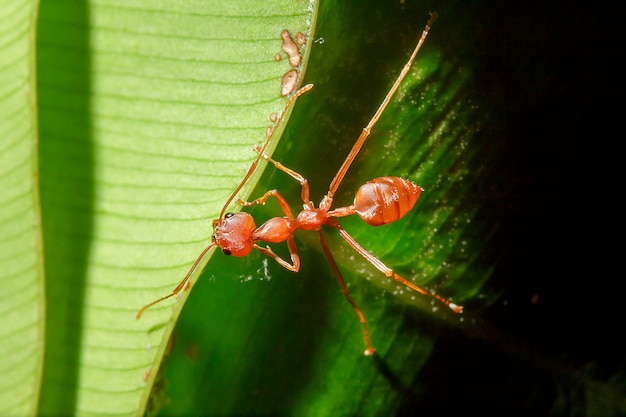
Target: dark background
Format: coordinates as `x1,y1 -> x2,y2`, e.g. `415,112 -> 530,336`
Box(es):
419,1 -> 624,413
465,0 -> 622,378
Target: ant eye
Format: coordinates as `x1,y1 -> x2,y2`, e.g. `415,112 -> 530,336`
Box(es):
225,212 -> 234,218
222,249 -> 232,256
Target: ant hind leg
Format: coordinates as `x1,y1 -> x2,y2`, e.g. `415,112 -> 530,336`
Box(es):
318,230 -> 375,356
331,220 -> 462,314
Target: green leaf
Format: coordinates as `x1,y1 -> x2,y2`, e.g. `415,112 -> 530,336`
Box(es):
0,1 -> 43,416
30,1 -> 313,416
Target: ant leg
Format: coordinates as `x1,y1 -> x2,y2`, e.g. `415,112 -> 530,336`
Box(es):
237,188 -> 302,271
329,220 -> 462,313
318,230 -> 375,356
254,237 -> 300,272
253,143 -> 312,207
320,13 -> 437,211
239,190 -> 301,271
238,189 -> 294,218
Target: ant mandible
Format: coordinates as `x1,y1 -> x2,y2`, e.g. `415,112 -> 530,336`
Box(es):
137,12 -> 461,356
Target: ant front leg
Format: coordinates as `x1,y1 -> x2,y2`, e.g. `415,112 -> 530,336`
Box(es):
253,143 -> 313,208
237,190 -> 302,273
238,189 -> 294,218
254,240 -> 300,272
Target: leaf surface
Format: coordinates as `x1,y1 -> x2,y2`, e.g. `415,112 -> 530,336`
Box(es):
34,1 -> 313,416
0,1 -> 43,416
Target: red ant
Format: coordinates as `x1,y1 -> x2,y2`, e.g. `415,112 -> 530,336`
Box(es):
137,12 -> 461,355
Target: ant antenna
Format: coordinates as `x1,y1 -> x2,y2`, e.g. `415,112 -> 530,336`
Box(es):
136,243 -> 215,319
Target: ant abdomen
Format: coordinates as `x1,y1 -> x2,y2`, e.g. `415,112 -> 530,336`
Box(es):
353,177 -> 423,226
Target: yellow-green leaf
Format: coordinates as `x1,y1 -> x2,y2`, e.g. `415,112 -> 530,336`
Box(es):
32,1 -> 313,416
0,1 -> 43,416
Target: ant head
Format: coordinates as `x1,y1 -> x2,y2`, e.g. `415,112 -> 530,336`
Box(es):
211,212 -> 256,257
